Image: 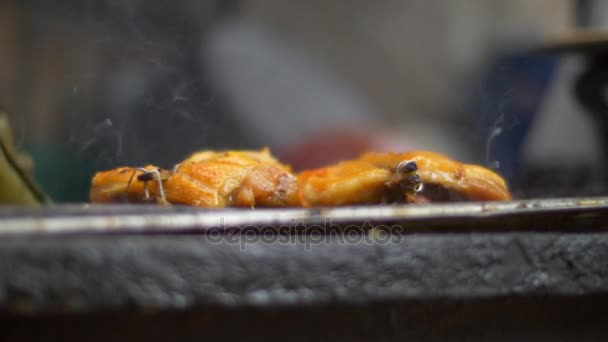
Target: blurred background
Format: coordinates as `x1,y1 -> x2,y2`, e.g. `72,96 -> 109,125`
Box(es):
0,0 -> 607,201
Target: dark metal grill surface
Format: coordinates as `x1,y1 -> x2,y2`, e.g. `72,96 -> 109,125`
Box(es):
1,198 -> 608,341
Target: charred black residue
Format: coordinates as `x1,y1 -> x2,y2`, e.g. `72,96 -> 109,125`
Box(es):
137,172 -> 155,182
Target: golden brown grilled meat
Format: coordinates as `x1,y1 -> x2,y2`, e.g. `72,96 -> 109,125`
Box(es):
296,159 -> 421,207
89,165 -> 168,204
359,151 -> 511,202
296,151 -> 511,206
89,149 -> 299,208
90,149 -> 511,208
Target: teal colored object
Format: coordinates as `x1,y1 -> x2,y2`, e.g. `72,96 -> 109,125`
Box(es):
26,146 -> 99,202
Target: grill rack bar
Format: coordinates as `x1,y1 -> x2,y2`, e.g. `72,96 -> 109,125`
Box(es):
0,197 -> 607,235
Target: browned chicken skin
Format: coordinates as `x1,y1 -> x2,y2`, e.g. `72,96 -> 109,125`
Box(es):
90,149 -> 299,208
89,165 -> 168,204
359,151 -> 511,202
296,151 -> 510,207
296,159 -> 421,207
298,151 -> 511,206
90,149 -> 511,207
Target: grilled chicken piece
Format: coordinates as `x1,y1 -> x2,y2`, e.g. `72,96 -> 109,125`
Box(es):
359,151 -> 511,202
90,165 -> 171,204
167,149 -> 298,207
91,149 -> 510,208
297,151 -> 511,206
90,149 -> 299,208
296,159 -> 421,207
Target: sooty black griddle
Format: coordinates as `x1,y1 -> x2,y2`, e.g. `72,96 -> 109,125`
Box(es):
1,198 -> 608,341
